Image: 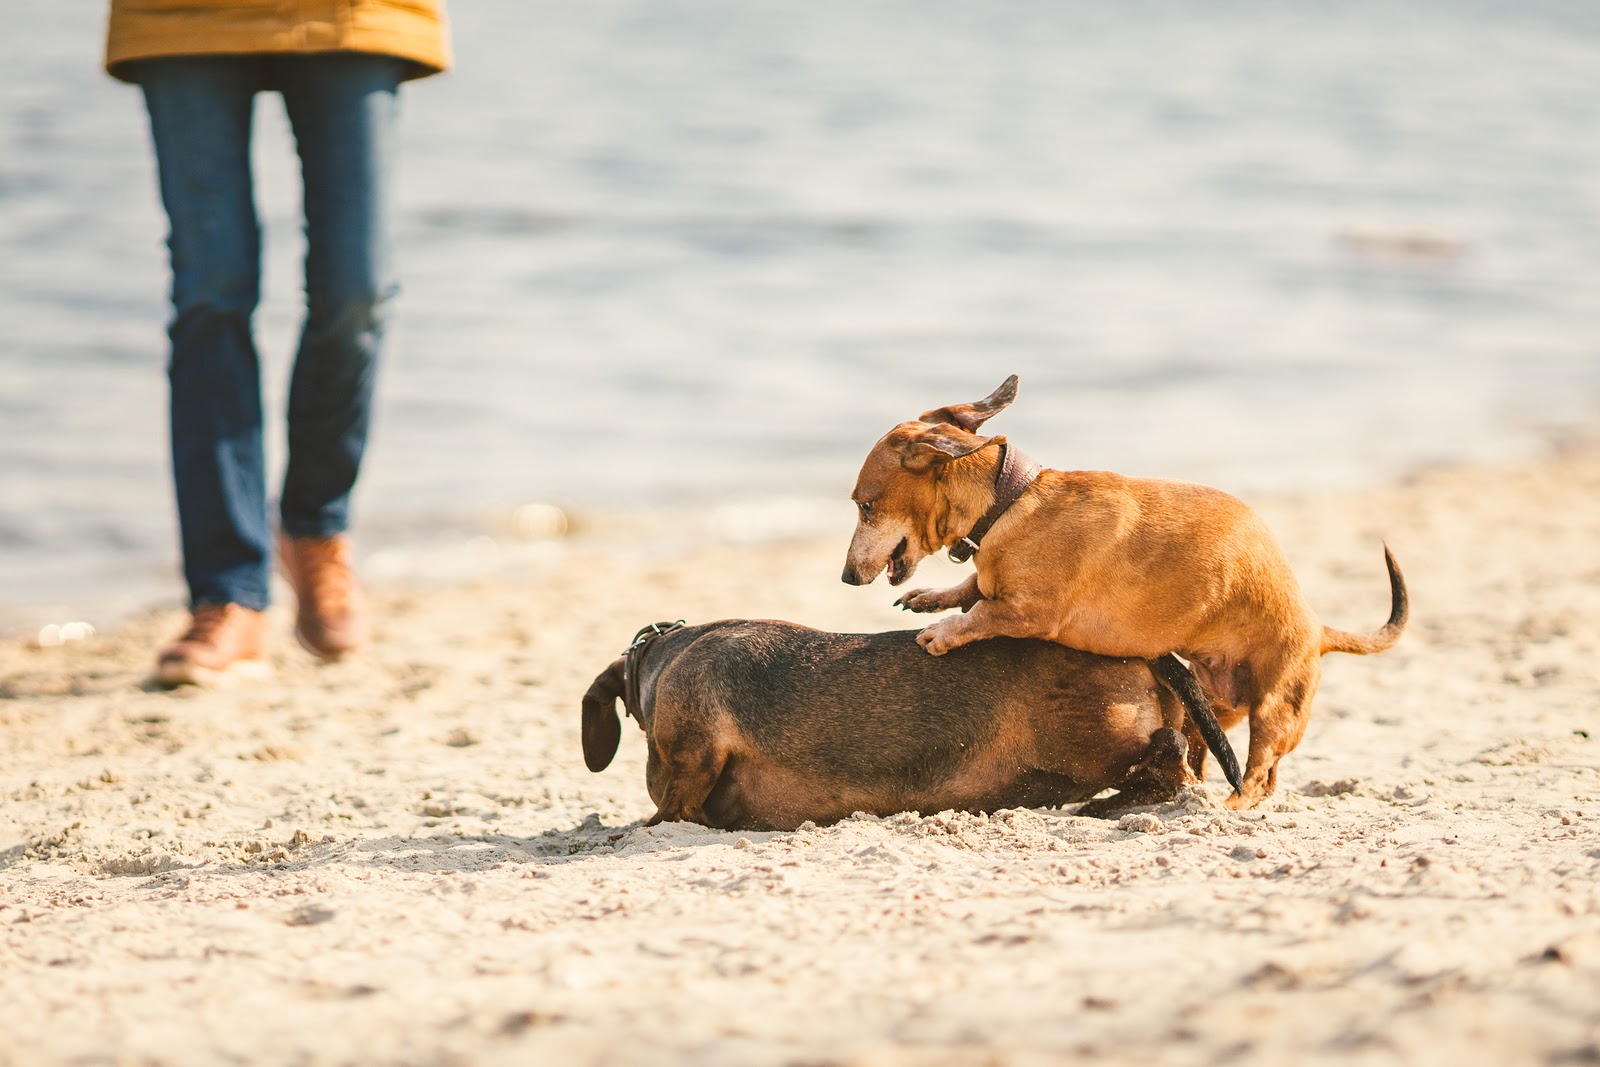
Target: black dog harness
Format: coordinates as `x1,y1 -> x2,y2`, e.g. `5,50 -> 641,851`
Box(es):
621,620 -> 685,721
948,443 -> 1043,563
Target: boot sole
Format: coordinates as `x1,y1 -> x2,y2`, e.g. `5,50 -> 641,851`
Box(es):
293,625 -> 364,663
154,657 -> 272,689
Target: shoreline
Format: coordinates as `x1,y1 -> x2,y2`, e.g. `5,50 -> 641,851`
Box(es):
2,441 -> 1598,1065
6,416 -> 1591,643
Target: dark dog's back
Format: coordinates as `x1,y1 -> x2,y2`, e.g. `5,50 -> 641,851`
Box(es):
674,622 -> 1155,790
585,620 -> 1175,830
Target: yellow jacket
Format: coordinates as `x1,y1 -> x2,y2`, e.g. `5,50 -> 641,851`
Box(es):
105,0 -> 450,83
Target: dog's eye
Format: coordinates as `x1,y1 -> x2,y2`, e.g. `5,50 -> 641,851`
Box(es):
858,501 -> 874,520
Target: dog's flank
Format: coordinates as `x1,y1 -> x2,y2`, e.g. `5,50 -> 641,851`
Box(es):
843,374 -> 1408,808
582,620 -> 1199,831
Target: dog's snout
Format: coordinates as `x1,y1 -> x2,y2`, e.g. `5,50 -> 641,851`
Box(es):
841,563 -> 863,585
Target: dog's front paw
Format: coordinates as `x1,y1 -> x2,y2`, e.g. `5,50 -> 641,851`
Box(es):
895,588 -> 947,613
916,622 -> 957,656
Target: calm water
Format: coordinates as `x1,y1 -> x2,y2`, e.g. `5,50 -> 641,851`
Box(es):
3,1 -> 1599,628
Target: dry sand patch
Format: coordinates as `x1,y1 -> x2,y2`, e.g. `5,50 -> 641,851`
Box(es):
2,447 -> 1598,1066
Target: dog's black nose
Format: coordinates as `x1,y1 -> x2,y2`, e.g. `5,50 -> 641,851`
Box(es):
841,564 -> 863,585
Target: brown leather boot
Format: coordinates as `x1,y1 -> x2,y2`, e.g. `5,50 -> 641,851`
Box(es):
278,532 -> 370,660
156,602 -> 269,687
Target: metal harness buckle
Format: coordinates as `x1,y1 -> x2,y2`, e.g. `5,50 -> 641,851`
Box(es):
621,620 -> 686,722
624,619 -> 685,656
948,537 -> 979,563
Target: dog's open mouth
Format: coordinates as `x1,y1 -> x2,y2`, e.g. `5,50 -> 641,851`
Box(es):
886,538 -> 911,585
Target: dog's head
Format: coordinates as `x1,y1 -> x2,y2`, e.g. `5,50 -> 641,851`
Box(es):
841,375 -> 1018,587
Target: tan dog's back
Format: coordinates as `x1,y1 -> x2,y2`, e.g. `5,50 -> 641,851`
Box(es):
995,470 -> 1319,666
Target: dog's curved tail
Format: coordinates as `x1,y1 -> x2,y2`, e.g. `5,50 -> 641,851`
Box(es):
1148,654 -> 1243,797
1321,544 -> 1409,656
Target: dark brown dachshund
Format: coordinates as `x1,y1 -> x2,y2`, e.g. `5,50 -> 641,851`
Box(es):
581,619 -> 1205,831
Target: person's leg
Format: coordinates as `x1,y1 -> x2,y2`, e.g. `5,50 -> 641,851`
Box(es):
139,56 -> 273,613
275,53 -> 406,538
273,54 -> 407,658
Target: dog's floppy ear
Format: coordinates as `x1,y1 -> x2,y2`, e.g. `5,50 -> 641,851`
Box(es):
581,659 -> 626,772
918,374 -> 1019,432
900,427 -> 1002,473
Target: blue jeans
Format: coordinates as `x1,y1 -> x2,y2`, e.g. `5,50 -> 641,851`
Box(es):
138,54 -> 405,610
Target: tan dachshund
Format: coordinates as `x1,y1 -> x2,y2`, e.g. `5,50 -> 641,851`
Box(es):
582,620 -> 1207,831
841,375 -> 1407,809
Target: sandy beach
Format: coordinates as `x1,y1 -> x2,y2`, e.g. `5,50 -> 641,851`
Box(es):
2,442 -> 1598,1067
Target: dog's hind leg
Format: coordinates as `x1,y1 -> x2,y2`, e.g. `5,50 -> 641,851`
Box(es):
644,731 -> 729,827
1225,657 -> 1319,810
1077,727 -> 1191,818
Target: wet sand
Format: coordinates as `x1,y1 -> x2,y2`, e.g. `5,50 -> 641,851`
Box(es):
2,444 -> 1598,1066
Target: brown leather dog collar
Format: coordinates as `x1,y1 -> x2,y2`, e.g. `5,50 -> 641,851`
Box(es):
948,443 -> 1042,563
622,620 -> 686,721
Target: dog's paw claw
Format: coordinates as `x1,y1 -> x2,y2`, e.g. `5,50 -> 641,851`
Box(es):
898,590 -> 946,613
